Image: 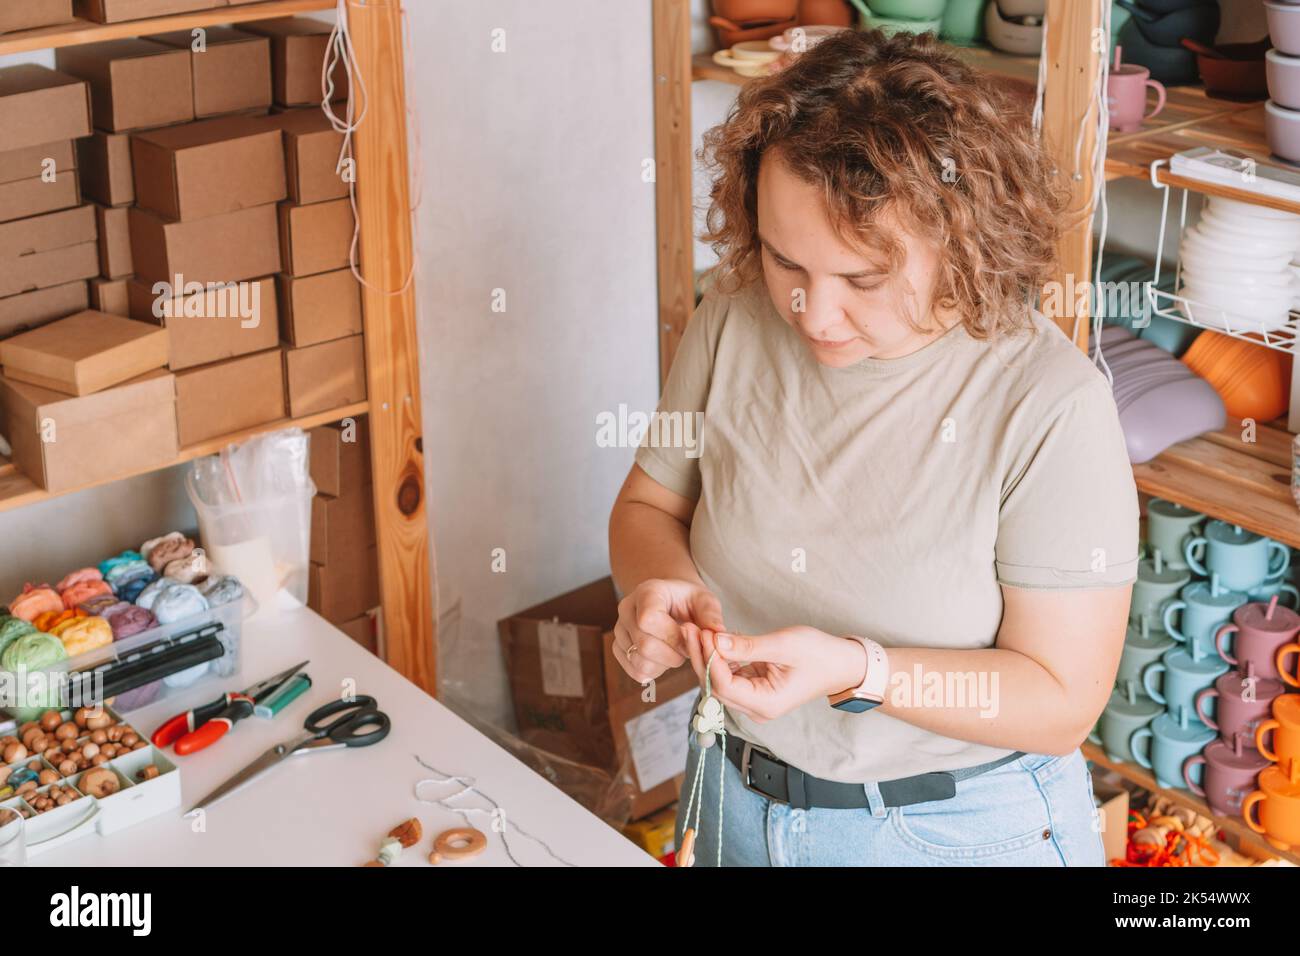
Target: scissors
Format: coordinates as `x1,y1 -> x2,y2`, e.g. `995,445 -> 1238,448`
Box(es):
185,695 -> 391,816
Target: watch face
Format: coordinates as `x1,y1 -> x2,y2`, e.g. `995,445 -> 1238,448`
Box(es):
832,697 -> 880,714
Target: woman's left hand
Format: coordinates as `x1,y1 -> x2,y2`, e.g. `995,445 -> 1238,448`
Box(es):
681,624 -> 868,722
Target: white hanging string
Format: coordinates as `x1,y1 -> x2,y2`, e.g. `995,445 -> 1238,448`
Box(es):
413,754 -> 579,868
321,0 -> 421,297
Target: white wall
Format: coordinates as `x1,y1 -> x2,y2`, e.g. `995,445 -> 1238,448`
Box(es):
407,1 -> 660,725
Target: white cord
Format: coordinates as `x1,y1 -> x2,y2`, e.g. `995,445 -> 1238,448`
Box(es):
413,754 -> 579,867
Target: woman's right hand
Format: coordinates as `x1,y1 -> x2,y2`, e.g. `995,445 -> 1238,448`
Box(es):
612,578 -> 725,683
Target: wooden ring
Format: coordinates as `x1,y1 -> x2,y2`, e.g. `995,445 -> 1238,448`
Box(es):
429,826 -> 487,864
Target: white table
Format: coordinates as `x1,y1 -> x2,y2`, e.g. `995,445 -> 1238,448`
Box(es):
35,608 -> 657,867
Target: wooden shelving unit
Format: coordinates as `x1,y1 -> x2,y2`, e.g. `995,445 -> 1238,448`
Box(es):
0,2 -> 435,695
0,0 -> 333,57
1084,743 -> 1299,866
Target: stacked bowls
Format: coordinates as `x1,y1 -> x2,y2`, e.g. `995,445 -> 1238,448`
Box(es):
847,0 -> 946,36
1267,1 -> 1300,161
1181,331 -> 1294,422
1177,195 -> 1300,334
984,0 -> 1044,55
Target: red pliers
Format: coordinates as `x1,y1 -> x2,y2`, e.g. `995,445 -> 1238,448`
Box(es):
151,660 -> 309,755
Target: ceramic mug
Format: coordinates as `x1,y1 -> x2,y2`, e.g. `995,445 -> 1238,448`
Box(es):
1216,598 -> 1300,681
1143,645 -> 1228,726
1131,710 -> 1216,790
1184,733 -> 1272,817
1107,63 -> 1166,133
1242,763 -> 1300,852
1195,665 -> 1288,751
1185,522 -> 1290,594
1130,557 -> 1190,634
1116,619 -> 1176,698
1256,694 -> 1300,777
1276,638 -> 1300,688
1145,499 -> 1203,571
1087,685 -> 1163,764
1163,576 -> 1248,660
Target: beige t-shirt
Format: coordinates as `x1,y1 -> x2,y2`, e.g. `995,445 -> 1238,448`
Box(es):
635,281 -> 1139,783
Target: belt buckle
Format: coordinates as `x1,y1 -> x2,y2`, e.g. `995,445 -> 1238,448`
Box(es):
739,741 -> 787,805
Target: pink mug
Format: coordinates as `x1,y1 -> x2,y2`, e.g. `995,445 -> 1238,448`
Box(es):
1107,64 -> 1166,134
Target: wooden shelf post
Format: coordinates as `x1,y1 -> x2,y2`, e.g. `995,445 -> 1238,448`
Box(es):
346,0 -> 437,695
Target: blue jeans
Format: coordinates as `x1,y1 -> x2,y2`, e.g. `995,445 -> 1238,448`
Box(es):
675,731 -> 1105,867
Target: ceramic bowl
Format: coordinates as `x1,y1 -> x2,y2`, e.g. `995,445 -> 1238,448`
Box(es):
866,0 -> 948,19
1200,207 -> 1300,242
1178,282 -> 1293,332
1267,0 -> 1300,57
985,2 -> 1043,56
1181,227 -> 1293,268
1266,99 -> 1300,163
864,13 -> 943,35
1212,194 -> 1300,222
1268,49 -> 1300,110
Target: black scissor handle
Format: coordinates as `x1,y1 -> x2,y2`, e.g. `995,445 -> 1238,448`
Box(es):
305,696 -> 390,747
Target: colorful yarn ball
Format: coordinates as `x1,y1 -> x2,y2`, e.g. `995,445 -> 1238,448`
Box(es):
53,616 -> 113,657
55,568 -> 103,592
105,560 -> 153,595
145,533 -> 195,573
33,608 -> 83,633
135,577 -> 181,611
115,573 -> 157,604
105,605 -> 155,640
0,630 -> 67,671
151,584 -> 209,625
162,549 -> 210,585
61,578 -> 112,610
97,551 -> 144,578
78,594 -> 121,616
0,616 -> 37,659
8,585 -> 62,622
141,531 -> 185,562
199,575 -> 245,608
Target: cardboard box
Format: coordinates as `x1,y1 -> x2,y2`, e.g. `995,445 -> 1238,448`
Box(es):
278,198 -> 352,277
147,26 -> 271,119
72,0 -> 212,25
132,115 -> 286,221
308,546 -> 379,623
1,368 -> 177,492
0,0 -> 73,34
0,65 -> 91,152
278,269 -> 361,348
127,274 -> 278,370
89,277 -> 129,316
242,18 -> 348,108
0,206 -> 98,298
0,309 -> 167,395
55,38 -> 192,132
76,132 -> 133,207
263,108 -> 347,204
309,416 -> 370,497
173,348 -> 284,445
0,141 -> 75,187
128,203 -> 281,285
336,612 -> 377,654
0,282 -> 88,338
93,203 -> 131,279
310,488 -> 376,566
283,334 -> 365,416
1091,769 -> 1130,865
0,169 -> 79,224
498,578 -> 698,820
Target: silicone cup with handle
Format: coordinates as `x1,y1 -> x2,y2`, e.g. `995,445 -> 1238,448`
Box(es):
1257,718 -> 1282,763
1131,726 -> 1155,770
1183,753 -> 1208,796
1162,599 -> 1190,644
1277,643 -> 1300,688
1266,542 -> 1291,584
1139,77 -> 1166,125
1185,537 -> 1209,576
1243,789 -> 1268,836
1142,661 -> 1168,705
1216,622 -> 1240,667
1195,686 -> 1219,731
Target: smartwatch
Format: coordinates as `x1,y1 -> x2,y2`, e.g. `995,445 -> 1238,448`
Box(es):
828,635 -> 889,713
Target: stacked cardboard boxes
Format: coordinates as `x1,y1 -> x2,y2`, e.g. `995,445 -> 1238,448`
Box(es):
0,0 -> 74,35
307,416 -> 379,650
0,65 -> 96,337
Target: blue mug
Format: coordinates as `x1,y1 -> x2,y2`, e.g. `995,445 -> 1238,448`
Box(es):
1185,521 -> 1290,593
1142,645 -> 1228,727
1161,575 -> 1249,660
1131,711 -> 1217,790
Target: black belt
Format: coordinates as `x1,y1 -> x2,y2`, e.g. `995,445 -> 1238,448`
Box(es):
723,735 -> 1026,810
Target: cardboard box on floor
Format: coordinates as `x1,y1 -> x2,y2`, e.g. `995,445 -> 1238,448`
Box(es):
0,282 -> 88,338
127,274 -> 278,370
278,269 -> 361,347
128,203 -> 280,285
1091,769 -> 1130,864
1,368 -> 177,492
0,141 -> 75,187
0,0 -> 73,35
0,169 -> 80,224
310,487 -> 376,566
55,38 -> 192,132
0,309 -> 167,396
308,546 -> 378,623
241,18 -> 348,108
0,205 -> 98,299
498,578 -> 698,820
0,65 -> 91,152
278,198 -> 353,277
76,132 -> 133,207
309,416 -> 370,498
283,334 -> 366,416
131,116 -> 286,222
93,203 -> 131,279
262,109 -> 348,205
89,277 -> 129,316
173,348 -> 284,446
147,27 -> 271,119
74,0 -> 213,23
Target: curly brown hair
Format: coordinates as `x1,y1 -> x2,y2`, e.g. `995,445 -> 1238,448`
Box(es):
701,29 -> 1070,338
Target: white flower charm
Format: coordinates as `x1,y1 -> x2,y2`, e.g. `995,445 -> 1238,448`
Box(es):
691,694 -> 724,748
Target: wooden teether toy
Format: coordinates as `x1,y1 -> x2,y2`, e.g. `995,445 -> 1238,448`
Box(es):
428,826 -> 488,864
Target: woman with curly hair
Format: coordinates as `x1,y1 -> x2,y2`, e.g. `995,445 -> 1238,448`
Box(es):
608,29 -> 1137,866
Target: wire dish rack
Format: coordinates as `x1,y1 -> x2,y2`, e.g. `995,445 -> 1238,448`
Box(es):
1144,159 -> 1300,355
